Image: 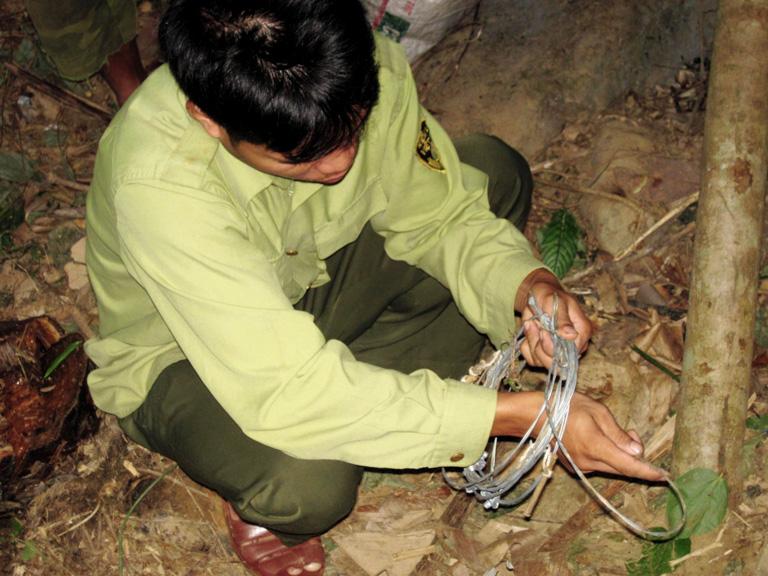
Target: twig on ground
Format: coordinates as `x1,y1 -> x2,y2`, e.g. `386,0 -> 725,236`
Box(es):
178,478 -> 230,558
118,463 -> 178,576
4,62 -> 113,121
136,466 -> 210,498
536,179 -> 645,213
630,345 -> 681,381
48,174 -> 90,193
613,191 -> 699,261
668,520 -> 727,568
537,416 -> 676,555
56,502 -> 101,537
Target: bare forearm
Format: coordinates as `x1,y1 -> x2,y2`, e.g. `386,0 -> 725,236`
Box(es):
490,391 -> 544,437
490,390 -> 663,481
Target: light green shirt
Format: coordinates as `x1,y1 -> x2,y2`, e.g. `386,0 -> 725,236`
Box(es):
85,36 -> 543,469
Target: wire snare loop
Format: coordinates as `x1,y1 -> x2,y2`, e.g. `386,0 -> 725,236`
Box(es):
444,295 -> 687,541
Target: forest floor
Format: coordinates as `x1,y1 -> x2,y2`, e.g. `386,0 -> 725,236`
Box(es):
1,1 -> 767,575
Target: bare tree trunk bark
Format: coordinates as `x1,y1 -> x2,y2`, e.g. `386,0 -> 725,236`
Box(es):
672,0 -> 768,569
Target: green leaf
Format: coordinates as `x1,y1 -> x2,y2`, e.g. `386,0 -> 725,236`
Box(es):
9,517 -> 23,538
0,152 -> 36,183
43,340 -> 82,379
746,414 -> 768,432
626,532 -> 691,576
0,185 -> 25,235
12,38 -> 37,69
667,468 -> 728,538
20,540 -> 38,562
538,209 -> 583,278
626,538 -> 674,576
630,345 -> 681,382
674,537 -> 691,558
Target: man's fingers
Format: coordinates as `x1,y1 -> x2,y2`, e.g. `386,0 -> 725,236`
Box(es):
522,321 -> 556,368
600,414 -> 644,457
627,429 -> 644,454
591,439 -> 666,481
554,302 -> 577,341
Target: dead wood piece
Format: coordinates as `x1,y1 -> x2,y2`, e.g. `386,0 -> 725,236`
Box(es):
439,489 -> 475,528
0,316 -> 97,494
613,191 -> 699,261
4,62 -> 113,121
536,416 -> 675,556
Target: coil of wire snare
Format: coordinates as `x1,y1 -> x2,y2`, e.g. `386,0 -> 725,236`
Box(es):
444,296 -> 687,541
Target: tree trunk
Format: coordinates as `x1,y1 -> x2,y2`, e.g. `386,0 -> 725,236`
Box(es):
671,0 -> 768,567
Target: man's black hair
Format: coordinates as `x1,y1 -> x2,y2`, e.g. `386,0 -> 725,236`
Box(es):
160,0 -> 380,163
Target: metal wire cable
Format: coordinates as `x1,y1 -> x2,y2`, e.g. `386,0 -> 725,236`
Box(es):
444,295 -> 687,541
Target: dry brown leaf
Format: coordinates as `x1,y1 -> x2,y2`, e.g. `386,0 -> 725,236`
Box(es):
334,529 -> 435,576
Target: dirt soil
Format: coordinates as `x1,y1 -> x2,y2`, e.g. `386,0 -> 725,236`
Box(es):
1,1 -> 767,575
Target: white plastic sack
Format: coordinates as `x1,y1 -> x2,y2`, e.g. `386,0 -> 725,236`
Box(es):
365,0 -> 477,62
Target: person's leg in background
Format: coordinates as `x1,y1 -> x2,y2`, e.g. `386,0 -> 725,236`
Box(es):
25,0 -> 146,104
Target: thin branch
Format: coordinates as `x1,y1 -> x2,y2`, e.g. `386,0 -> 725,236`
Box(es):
613,191 -> 700,261
536,179 -> 646,213
56,502 -> 101,537
4,62 -> 112,121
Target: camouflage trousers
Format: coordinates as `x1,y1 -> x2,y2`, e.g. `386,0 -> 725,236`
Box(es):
25,0 -> 136,80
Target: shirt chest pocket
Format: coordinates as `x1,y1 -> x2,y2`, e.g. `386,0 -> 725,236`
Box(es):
313,179 -> 386,258
245,192 -> 325,302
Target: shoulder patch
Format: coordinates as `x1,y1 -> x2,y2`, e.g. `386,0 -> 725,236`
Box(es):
416,120 -> 445,172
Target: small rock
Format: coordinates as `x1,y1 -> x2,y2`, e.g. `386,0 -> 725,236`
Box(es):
64,262 -> 90,291
70,237 -> 87,264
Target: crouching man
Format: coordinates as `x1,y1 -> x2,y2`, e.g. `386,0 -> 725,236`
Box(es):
85,1 -> 663,574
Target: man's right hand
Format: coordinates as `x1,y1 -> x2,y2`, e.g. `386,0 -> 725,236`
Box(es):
491,391 -> 665,482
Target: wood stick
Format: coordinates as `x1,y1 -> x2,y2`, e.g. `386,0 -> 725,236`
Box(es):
440,490 -> 475,528
613,191 -> 699,261
4,62 -> 113,121
536,179 -> 645,213
538,416 -> 676,555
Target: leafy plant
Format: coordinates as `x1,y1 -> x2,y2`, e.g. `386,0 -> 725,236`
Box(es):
625,468 -> 728,575
537,209 -> 583,278
627,536 -> 691,576
0,152 -> 37,183
667,468 -> 728,539
746,413 -> 768,433
0,517 -> 40,563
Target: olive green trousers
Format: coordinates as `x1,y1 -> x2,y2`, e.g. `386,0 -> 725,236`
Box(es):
25,0 -> 136,80
119,134 -> 533,545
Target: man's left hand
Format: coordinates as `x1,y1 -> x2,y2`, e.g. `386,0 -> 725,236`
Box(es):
515,269 -> 591,368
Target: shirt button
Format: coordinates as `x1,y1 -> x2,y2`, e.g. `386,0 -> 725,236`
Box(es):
450,453 -> 464,463
285,249 -> 299,256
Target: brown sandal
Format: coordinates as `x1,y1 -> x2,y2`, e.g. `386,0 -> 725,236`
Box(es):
224,502 -> 325,576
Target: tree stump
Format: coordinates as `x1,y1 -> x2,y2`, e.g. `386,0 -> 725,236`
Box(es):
0,317 -> 97,498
